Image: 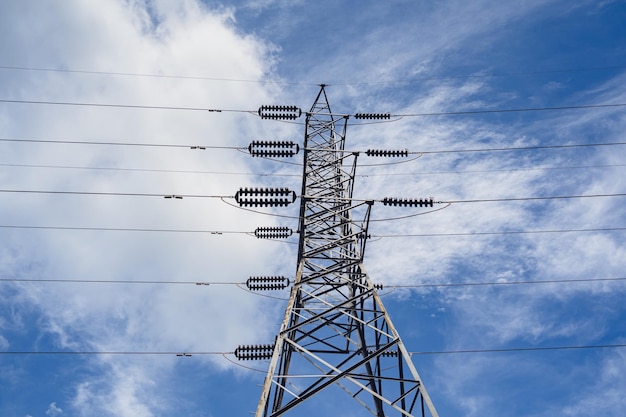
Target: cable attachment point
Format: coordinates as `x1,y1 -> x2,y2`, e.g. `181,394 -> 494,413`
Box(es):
235,187 -> 297,207
258,105 -> 302,120
234,343 -> 275,360
248,140 -> 300,157
354,113 -> 391,120
365,149 -> 409,157
254,226 -> 293,239
246,276 -> 291,291
382,197 -> 434,207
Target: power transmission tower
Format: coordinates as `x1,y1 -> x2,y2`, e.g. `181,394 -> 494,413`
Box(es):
254,85 -> 439,417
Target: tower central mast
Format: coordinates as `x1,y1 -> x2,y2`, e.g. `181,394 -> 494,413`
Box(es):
255,85 -> 438,417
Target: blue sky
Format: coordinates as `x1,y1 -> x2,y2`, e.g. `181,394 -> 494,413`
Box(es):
1,1 -> 625,416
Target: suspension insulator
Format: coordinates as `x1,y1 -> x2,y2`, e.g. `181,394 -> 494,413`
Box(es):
234,343 -> 275,360
354,113 -> 391,120
235,187 -> 297,207
374,283 -> 384,290
367,349 -> 399,357
382,197 -> 434,207
365,149 -> 409,157
248,140 -> 300,157
246,276 -> 291,291
254,227 -> 293,239
258,105 -> 302,120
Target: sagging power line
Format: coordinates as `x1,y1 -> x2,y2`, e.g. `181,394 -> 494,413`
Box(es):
1,343 -> 624,357
3,136 -> 625,155
2,97 -> 625,118
3,63 -> 626,86
3,223 -> 625,237
2,276 -> 625,289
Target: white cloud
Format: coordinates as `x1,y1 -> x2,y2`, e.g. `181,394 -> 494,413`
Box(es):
71,364 -> 160,417
1,1 -> 625,416
46,403 -> 63,417
0,0 -> 284,415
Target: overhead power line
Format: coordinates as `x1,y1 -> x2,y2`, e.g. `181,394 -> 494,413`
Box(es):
2,136 -> 625,155
2,63 -> 626,86
0,98 -> 247,113
0,189 -> 228,199
408,343 -> 626,355
307,193 -> 626,204
372,227 -> 626,238
441,193 -> 626,204
0,162 -> 300,177
388,277 -> 626,288
2,189 -> 626,204
0,350 -> 231,356
0,278 -> 238,285
360,164 -> 626,177
393,103 -> 626,117
0,225 -> 249,234
1,343 -> 624,356
332,65 -> 626,85
2,276 -> 624,288
0,65 -> 315,86
1,98 -> 625,117
2,161 -> 624,179
412,141 -> 626,155
2,224 -> 625,237
0,137 -> 244,150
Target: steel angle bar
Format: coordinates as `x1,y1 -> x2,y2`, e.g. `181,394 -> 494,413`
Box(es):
298,284 -> 362,312
274,339 -> 415,417
296,326 -> 358,353
294,290 -> 396,342
291,315 -> 355,351
300,261 -> 362,282
304,239 -> 360,258
302,205 -> 353,225
281,290 -> 374,336
298,325 -> 360,352
298,286 -> 349,302
285,342 -> 365,395
298,284 -> 348,306
269,379 -> 301,402
304,209 -> 366,233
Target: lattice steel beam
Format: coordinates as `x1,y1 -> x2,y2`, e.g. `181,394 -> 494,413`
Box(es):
256,85 -> 438,417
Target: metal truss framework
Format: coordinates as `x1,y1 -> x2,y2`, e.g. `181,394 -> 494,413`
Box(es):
256,86 -> 439,417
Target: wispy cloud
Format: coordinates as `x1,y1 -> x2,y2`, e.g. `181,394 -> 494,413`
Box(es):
0,0 -> 282,415
1,1 -> 625,416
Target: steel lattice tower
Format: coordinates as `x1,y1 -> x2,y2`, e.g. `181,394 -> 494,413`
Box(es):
255,86 -> 438,417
